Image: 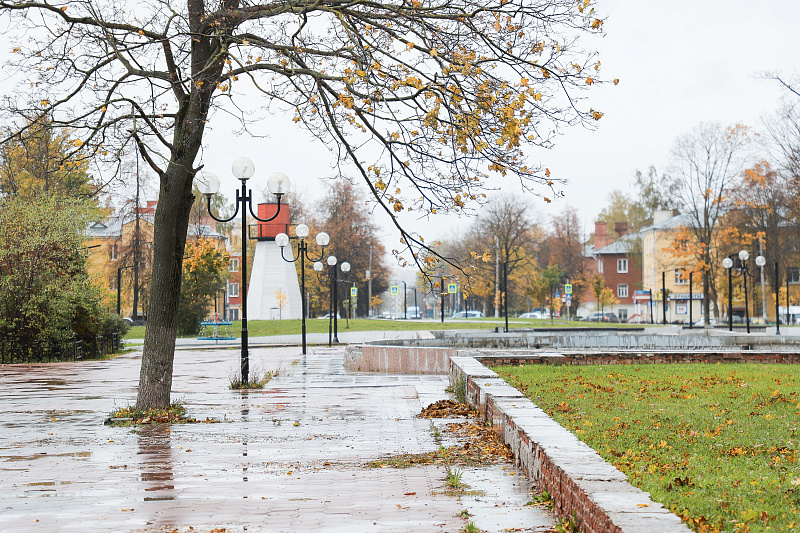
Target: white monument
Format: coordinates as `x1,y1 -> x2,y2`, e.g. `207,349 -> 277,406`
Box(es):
246,203 -> 302,320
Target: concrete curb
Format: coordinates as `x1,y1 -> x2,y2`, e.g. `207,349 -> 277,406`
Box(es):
449,356 -> 691,533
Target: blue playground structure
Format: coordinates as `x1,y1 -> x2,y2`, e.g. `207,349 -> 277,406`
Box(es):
197,314 -> 236,340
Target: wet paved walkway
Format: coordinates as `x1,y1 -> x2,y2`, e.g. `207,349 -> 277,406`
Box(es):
0,346 -> 554,532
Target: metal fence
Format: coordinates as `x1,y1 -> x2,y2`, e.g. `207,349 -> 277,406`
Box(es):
0,333 -> 123,364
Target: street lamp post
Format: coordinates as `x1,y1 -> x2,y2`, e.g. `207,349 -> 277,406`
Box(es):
116,264 -> 136,316
337,262 -> 351,338
314,257 -> 349,345
503,260 -> 509,333
775,261 -> 781,335
722,250 -> 765,334
275,226 -> 329,354
661,271 -> 667,325
440,273 -> 445,323
197,158 -> 290,385
402,281 -> 407,319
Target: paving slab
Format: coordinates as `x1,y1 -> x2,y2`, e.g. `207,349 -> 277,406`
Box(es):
0,346 -> 554,533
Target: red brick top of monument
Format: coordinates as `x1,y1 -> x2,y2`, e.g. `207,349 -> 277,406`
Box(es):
255,202 -> 290,240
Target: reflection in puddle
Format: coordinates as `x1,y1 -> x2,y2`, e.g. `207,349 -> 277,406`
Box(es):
242,393 -> 249,483
3,451 -> 91,461
137,425 -> 174,492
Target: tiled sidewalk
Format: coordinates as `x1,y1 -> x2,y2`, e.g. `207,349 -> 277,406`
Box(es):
0,346 -> 554,532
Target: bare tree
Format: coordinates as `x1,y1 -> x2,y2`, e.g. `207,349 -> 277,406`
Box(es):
1,0 -> 607,408
764,100 -> 800,185
540,206 -> 586,311
473,194 -> 539,315
667,122 -> 750,322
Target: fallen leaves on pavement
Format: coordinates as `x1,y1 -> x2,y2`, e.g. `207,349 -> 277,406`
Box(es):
417,399 -> 479,419
370,401 -> 512,468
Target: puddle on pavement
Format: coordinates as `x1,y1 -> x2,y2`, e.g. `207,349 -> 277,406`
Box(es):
28,378 -> 68,388
453,466 -> 555,533
3,451 -> 91,461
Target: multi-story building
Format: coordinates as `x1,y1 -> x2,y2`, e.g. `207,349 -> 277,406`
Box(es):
583,222 -> 642,322
85,201 -> 229,322
640,211 -> 703,324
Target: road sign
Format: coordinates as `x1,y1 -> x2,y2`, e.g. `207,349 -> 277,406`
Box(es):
448,283 -> 458,294
390,285 -> 399,295
565,284 -> 572,295
350,287 -> 358,297
566,300 -> 572,307
555,291 -> 560,298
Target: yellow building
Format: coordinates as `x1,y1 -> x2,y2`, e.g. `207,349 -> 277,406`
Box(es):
85,201 -> 228,322
640,211 -> 704,324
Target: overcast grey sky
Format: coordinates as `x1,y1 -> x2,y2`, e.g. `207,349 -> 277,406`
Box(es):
198,0 -> 800,257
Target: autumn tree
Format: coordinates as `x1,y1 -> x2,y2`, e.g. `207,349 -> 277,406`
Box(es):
0,116 -> 116,345
435,194 -> 540,316
526,264 -> 563,317
313,180 -> 389,317
539,206 -> 587,311
665,122 -> 750,323
595,166 -> 678,233
0,195 -> 104,345
591,273 -> 617,313
728,161 -> 793,289
176,239 -> 230,335
0,0 -> 607,408
0,114 -> 99,205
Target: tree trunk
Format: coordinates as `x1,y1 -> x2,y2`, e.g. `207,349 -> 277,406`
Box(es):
136,106 -> 207,410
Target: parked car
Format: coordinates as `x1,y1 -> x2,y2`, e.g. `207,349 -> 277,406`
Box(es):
519,311 -> 551,319
452,310 -> 483,319
583,311 -> 619,323
317,313 -> 341,319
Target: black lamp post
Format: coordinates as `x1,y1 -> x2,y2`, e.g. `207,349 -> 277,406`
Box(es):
197,158 -> 290,385
440,272 -> 445,323
116,264 -> 136,316
275,225 -> 329,354
314,257 -> 350,345
503,260 -> 509,333
722,249 -> 765,334
402,281 -> 407,319
775,261 -> 781,335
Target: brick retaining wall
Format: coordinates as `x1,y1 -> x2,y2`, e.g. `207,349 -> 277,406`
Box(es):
343,344 -> 456,373
474,351 -> 800,367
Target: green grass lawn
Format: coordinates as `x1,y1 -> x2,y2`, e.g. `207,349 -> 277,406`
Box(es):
124,317 -> 648,340
497,363 -> 800,533
124,317 -> 496,340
